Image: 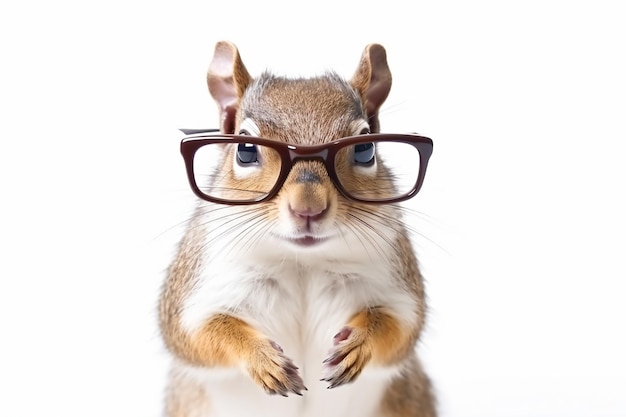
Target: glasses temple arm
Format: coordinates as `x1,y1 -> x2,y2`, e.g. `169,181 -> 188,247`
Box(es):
179,128 -> 221,135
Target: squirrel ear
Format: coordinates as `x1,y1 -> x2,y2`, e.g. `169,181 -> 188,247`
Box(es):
207,41 -> 253,134
350,44 -> 392,133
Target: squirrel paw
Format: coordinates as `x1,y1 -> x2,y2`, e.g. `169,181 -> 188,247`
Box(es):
247,340 -> 307,396
320,327 -> 372,389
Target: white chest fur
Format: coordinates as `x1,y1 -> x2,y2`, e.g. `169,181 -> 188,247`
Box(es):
179,250 -> 415,417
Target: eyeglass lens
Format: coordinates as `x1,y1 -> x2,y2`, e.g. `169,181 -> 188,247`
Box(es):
192,142 -> 282,202
333,140 -> 421,201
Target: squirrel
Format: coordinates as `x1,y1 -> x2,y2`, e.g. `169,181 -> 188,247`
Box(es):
159,40 -> 436,417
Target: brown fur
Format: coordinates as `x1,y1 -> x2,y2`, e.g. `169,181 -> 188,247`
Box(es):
380,356 -> 437,417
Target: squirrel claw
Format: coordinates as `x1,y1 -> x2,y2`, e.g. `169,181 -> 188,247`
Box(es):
321,327 -> 370,389
249,340 -> 307,396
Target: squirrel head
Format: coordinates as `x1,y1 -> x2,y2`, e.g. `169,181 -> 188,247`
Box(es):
203,41 -> 397,253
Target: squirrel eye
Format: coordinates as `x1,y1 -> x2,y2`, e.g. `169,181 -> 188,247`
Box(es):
353,142 -> 375,165
236,143 -> 258,165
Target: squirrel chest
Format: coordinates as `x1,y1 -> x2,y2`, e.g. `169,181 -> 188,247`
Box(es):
177,253 -> 413,417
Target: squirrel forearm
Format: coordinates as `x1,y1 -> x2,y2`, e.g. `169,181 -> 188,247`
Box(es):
348,306 -> 420,366
160,310 -> 258,368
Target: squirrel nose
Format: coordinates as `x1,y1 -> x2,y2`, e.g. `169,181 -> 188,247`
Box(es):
287,163 -> 330,223
289,206 -> 327,221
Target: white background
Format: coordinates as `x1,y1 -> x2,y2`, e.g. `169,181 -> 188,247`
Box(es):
1,1 -> 625,416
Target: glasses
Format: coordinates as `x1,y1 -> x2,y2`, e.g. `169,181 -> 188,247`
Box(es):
180,130 -> 433,205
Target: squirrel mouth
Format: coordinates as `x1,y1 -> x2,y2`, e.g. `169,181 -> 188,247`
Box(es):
289,235 -> 329,247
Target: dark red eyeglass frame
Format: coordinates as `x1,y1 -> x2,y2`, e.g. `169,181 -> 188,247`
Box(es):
180,130 -> 433,205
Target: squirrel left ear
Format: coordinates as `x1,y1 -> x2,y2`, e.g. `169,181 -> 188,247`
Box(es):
350,44 -> 392,133
207,41 -> 253,134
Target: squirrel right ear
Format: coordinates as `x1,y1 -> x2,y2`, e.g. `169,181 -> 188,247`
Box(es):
207,41 -> 253,134
350,44 -> 392,133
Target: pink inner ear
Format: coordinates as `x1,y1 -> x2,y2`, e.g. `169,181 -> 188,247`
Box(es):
207,41 -> 252,134
207,45 -> 239,133
207,75 -> 239,134
208,76 -> 238,111
350,44 -> 392,132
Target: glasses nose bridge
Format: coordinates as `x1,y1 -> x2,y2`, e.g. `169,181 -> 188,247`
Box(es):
287,147 -> 330,168
287,147 -> 329,161
284,148 -> 334,184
